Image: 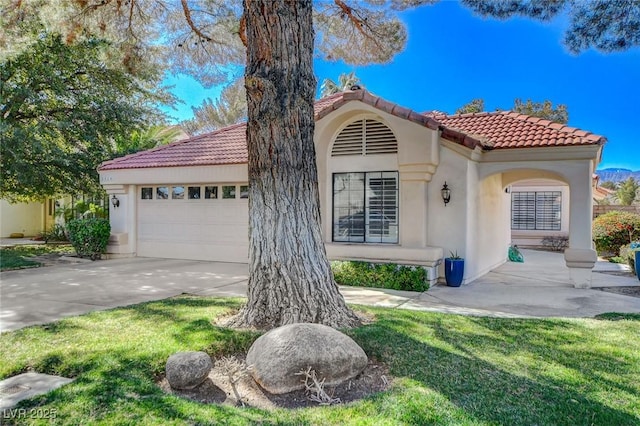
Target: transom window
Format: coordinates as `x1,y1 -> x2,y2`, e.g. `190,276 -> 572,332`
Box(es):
333,172 -> 399,243
331,119 -> 397,156
511,191 -> 561,231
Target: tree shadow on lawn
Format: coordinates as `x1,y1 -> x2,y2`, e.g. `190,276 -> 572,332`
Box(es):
4,301 -> 638,425
350,311 -> 640,426
5,348 -> 269,425
457,315 -> 640,398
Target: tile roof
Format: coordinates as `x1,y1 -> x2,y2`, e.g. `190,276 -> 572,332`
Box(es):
593,185 -> 615,201
99,89 -> 605,171
99,123 -> 248,170
435,111 -> 605,150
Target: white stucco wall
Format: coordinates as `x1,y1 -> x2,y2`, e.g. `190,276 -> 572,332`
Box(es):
314,104 -> 443,266
427,144 -> 469,270
0,200 -> 45,237
467,172 -> 511,282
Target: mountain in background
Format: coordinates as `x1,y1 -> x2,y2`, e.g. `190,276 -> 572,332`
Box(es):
596,168 -> 640,183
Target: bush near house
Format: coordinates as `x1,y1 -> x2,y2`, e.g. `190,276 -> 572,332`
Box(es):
541,236 -> 569,251
331,261 -> 429,292
40,224 -> 69,242
592,211 -> 640,255
66,218 -> 111,260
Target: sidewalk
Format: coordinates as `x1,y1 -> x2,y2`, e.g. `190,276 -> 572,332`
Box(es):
1,250 -> 639,332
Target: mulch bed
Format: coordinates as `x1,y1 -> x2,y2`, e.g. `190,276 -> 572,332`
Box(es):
159,357 -> 391,410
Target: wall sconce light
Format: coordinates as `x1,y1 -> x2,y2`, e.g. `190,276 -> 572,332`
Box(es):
441,182 -> 451,206
111,194 -> 120,208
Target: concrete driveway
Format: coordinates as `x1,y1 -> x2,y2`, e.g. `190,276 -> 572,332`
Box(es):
1,250 -> 639,332
0,257 -> 250,332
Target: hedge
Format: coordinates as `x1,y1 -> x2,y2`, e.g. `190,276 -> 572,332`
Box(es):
592,211 -> 640,255
331,261 -> 430,292
67,218 -> 111,260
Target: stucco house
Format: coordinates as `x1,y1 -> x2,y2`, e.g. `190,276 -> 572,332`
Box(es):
0,199 -> 55,238
99,89 -> 605,288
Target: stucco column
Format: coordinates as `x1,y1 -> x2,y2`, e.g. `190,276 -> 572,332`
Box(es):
399,171 -> 429,248
103,184 -> 135,257
564,167 -> 597,288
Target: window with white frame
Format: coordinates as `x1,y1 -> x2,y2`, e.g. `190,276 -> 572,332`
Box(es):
333,172 -> 399,243
511,191 -> 561,231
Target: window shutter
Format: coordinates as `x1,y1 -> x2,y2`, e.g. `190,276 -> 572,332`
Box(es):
364,120 -> 397,155
331,119 -> 397,156
332,120 -> 365,156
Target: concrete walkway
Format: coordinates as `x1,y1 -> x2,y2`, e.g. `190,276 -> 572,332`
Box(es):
1,250 -> 639,332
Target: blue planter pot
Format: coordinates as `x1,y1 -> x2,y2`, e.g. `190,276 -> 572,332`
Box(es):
635,250 -> 640,281
445,258 -> 464,287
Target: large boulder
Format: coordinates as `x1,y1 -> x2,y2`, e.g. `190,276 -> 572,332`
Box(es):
166,351 -> 212,390
246,323 -> 368,394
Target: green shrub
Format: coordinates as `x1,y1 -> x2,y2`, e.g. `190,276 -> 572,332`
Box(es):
619,243 -> 640,275
592,211 -> 640,255
67,218 -> 111,260
331,261 -> 429,292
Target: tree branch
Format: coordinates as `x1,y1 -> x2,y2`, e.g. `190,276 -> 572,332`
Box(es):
332,0 -> 385,51
180,0 -> 212,42
128,0 -> 135,33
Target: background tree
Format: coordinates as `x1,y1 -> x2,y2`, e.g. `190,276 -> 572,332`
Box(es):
512,99 -> 568,124
616,177 -> 640,206
320,72 -> 363,98
600,181 -> 618,191
453,98 -> 568,123
462,0 -> 640,53
181,78 -> 247,135
455,98 -> 485,114
112,125 -> 186,158
3,0 -> 637,329
0,33 -> 171,200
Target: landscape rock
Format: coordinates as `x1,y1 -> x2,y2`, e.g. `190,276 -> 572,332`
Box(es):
246,323 -> 368,394
166,351 -> 212,390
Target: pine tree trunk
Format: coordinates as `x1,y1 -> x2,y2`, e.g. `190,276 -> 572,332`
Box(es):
230,0 -> 360,329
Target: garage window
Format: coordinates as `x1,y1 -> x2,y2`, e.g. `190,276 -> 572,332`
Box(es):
222,186 -> 236,199
205,186 -> 218,199
141,187 -> 153,199
188,186 -> 201,199
172,186 -> 185,199
332,172 -> 399,243
240,185 -> 249,199
156,187 -> 169,199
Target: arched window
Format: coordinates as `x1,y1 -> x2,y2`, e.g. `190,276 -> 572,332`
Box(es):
331,119 -> 397,156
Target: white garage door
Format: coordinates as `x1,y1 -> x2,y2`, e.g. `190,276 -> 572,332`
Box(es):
136,185 -> 249,263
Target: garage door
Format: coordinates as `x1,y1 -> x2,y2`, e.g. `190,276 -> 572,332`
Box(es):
136,185 -> 249,262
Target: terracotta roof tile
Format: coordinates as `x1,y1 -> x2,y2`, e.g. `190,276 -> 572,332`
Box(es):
435,110 -> 605,150
100,89 -> 606,171
99,123 -> 248,171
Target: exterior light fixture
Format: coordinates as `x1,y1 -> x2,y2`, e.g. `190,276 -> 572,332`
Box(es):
441,182 -> 451,206
111,194 -> 120,208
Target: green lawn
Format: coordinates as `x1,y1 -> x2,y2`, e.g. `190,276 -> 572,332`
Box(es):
1,297 -> 639,425
0,244 -> 74,270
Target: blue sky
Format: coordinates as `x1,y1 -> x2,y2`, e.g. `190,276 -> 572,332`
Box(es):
162,1 -> 640,171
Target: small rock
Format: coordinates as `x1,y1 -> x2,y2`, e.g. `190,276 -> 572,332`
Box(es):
246,323 -> 368,394
166,351 -> 212,390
